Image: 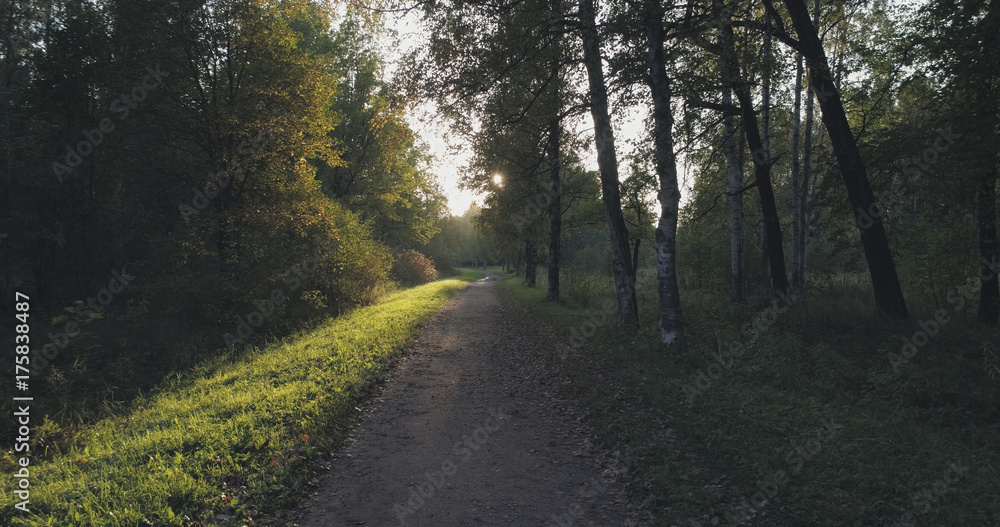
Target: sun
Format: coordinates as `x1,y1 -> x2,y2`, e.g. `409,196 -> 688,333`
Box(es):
493,173 -> 503,186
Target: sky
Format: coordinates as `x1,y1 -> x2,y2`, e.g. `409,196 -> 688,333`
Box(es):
377,11 -> 481,216
371,1 -> 925,218
377,8 -> 677,217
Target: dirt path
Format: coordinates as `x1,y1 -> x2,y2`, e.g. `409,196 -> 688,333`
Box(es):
295,274 -> 637,526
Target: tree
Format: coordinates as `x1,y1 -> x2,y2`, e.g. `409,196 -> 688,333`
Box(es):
915,0 -> 999,324
315,17 -> 443,248
723,83 -> 745,303
718,1 -> 790,297
406,0 -> 579,298
790,41 -> 805,292
546,0 -> 567,300
641,0 -> 684,345
547,90 -> 564,299
771,0 -> 908,318
789,0 -> 820,295
579,0 -> 639,328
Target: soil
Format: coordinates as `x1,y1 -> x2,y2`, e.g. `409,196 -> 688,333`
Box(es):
293,274 -> 639,526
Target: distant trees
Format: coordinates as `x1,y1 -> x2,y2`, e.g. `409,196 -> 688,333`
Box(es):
316,17 -> 445,248
915,0 -> 999,323
0,0 -> 445,412
403,0 -> 999,348
406,0 -> 589,297
422,204 -> 491,271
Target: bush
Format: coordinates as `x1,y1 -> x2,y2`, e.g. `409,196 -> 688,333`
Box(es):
393,249 -> 439,285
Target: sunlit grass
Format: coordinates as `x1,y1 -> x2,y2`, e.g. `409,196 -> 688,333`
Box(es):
1,270 -> 481,526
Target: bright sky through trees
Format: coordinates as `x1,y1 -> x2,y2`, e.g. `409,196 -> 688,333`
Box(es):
378,11 -> 481,215
379,7 -> 661,215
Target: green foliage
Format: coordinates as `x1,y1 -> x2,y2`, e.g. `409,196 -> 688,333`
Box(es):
421,204 -> 491,270
0,0 -> 449,468
392,249 -> 439,286
2,0 -> 998,523
0,272 -> 480,526
315,15 -> 446,248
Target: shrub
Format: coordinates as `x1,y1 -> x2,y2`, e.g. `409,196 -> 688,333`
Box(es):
393,249 -> 439,285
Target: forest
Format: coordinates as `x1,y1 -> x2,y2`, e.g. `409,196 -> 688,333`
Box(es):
1,0 -> 998,525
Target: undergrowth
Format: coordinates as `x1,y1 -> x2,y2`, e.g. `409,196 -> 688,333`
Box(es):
498,269 -> 1000,526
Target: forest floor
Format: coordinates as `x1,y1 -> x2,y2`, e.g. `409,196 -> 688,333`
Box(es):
292,273 -> 644,527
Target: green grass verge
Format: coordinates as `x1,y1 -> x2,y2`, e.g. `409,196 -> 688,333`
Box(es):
497,272 -> 1000,526
1,270 -> 481,526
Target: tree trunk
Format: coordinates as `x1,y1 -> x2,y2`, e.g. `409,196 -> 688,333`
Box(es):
797,0 -> 821,296
723,89 -> 744,303
547,0 -> 563,302
978,171 -> 999,323
525,239 -> 537,287
759,11 -> 783,298
632,238 -> 641,277
742,127 -> 769,302
547,114 -> 562,301
734,87 -> 789,297
644,0 -> 684,346
761,15 -> 773,160
758,204 -> 770,300
719,8 -> 788,297
783,0 -> 908,318
791,53 -> 804,291
579,0 -> 639,329
801,52 -> 816,295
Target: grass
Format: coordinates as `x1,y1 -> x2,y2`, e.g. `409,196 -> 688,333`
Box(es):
497,268 -> 1000,526
0,270 -> 481,526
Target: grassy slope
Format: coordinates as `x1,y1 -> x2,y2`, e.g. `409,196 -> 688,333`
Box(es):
497,271 -> 1000,526
1,270 -> 481,526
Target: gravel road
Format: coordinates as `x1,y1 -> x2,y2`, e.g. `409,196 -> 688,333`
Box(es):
296,274 -> 636,526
